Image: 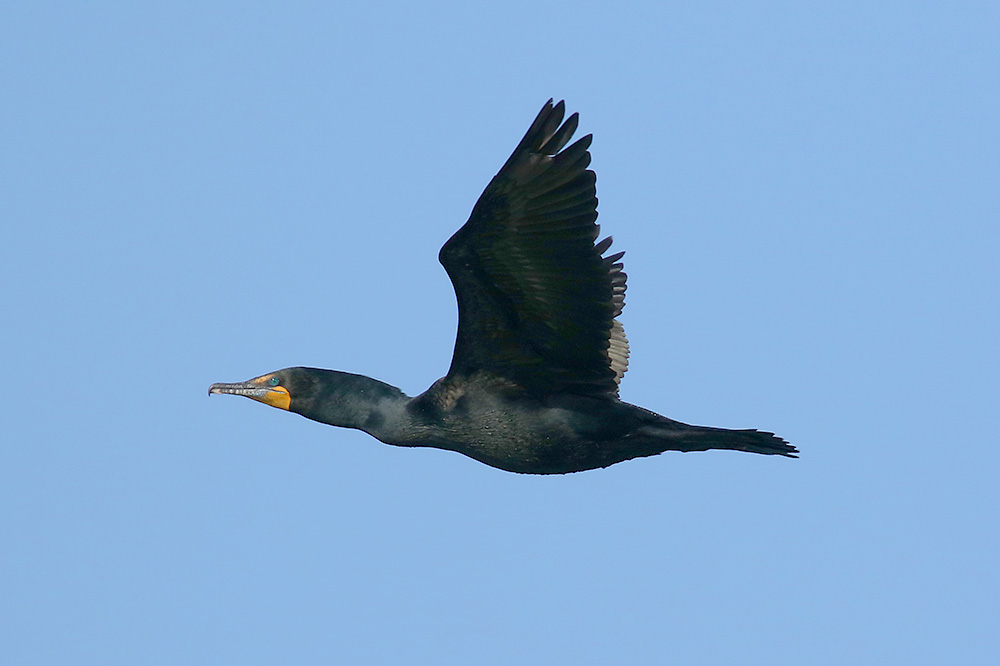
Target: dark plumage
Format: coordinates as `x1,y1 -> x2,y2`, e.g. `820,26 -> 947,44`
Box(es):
210,100 -> 796,474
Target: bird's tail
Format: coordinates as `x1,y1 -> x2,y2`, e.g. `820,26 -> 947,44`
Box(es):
638,417 -> 798,458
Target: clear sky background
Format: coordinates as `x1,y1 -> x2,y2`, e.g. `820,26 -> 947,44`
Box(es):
3,2 -> 998,664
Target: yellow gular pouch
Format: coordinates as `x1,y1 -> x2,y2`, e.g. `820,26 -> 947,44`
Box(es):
253,374 -> 291,410
258,384 -> 291,410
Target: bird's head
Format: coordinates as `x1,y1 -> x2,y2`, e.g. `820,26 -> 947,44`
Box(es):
208,368 -> 311,412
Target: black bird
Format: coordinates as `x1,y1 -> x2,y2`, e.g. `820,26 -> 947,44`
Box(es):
210,100 -> 796,474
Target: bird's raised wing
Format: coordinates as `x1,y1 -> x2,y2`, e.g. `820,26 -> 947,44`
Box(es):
439,100 -> 629,397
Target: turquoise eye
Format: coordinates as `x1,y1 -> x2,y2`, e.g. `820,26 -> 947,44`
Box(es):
268,377 -> 280,387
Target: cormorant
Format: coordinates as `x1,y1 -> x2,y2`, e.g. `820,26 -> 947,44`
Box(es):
210,100 -> 796,474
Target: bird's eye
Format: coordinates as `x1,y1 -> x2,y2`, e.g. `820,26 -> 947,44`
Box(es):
268,377 -> 281,387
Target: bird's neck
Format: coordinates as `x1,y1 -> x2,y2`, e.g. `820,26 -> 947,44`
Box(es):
291,370 -> 412,443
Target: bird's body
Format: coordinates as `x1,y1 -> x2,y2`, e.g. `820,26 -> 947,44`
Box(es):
210,100 -> 796,473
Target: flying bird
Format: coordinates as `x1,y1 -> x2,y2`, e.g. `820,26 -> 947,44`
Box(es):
210,100 -> 796,474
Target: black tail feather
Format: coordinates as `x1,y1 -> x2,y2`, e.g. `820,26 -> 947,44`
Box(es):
639,420 -> 798,458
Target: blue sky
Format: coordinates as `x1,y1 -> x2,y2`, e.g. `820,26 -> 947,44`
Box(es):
2,1 -> 998,663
